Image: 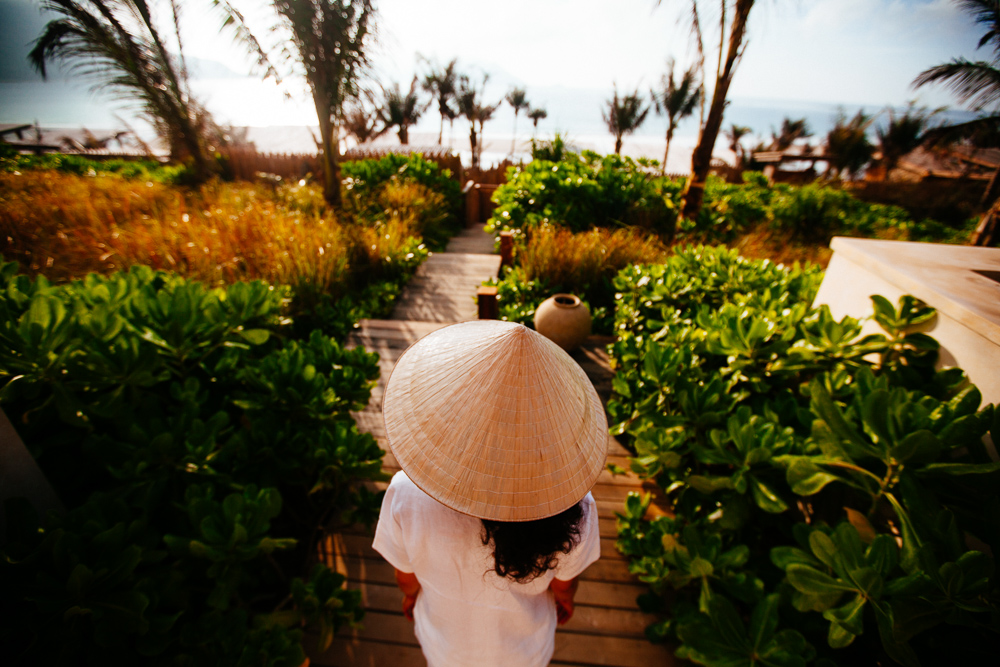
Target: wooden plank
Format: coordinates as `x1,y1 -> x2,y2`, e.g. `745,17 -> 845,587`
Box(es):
552,630 -> 677,667
316,611 -> 676,667
318,611 -> 673,667
355,319 -> 450,337
311,635 -> 424,667
351,580 -> 657,638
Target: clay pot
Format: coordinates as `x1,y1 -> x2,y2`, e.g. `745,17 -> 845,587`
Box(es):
534,294 -> 592,351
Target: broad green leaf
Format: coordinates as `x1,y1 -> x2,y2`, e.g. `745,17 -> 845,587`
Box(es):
785,457 -> 841,496
748,594 -> 780,656
827,616 -> 857,648
688,475 -> 734,494
689,557 -> 715,578
870,295 -> 897,332
750,476 -> 788,513
786,564 -> 854,596
824,595 -> 866,636
885,493 -> 926,576
891,430 -> 941,464
871,601 -> 921,667
865,535 -> 899,578
809,531 -> 839,570
809,380 -> 874,458
771,546 -> 821,570
916,461 -> 1000,476
238,328 -> 271,345
862,389 -> 893,448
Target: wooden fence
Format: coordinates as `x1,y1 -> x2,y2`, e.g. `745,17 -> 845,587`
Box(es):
222,148 -> 320,182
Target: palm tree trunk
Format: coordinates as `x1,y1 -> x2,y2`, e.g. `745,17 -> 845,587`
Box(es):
615,134 -> 623,155
511,112 -> 518,155
679,0 -> 754,223
399,124 -> 409,145
316,109 -> 342,209
662,124 -> 675,175
438,114 -> 444,145
470,126 -> 479,168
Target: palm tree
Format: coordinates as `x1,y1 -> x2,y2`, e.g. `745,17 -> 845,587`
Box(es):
528,107 -> 548,137
770,117 -> 811,151
28,0 -> 252,182
651,58 -> 701,174
270,0 -> 375,209
379,76 -> 427,145
725,123 -> 753,171
457,73 -> 501,169
825,110 -> 875,180
421,58 -> 459,145
663,0 -> 758,222
876,103 -> 938,180
914,0 -> 1000,244
343,98 -> 386,146
603,86 -> 650,155
505,87 -> 529,155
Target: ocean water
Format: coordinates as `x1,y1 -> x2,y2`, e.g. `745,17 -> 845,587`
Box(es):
0,76 -> 974,171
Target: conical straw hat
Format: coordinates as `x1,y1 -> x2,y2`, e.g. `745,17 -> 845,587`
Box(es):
382,320 -> 608,522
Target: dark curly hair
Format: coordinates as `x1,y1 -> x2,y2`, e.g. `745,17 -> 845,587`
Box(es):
480,501 -> 585,583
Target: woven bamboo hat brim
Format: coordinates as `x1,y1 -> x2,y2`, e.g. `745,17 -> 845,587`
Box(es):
382,320 -> 608,522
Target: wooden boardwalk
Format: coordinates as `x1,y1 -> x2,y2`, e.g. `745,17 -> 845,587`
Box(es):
312,224 -> 675,667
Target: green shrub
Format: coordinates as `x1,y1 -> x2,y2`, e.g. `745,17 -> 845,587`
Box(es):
3,153 -> 186,182
486,150 -> 677,238
341,153 -> 463,248
609,246 -> 1000,665
486,225 -> 667,335
0,263 -> 384,665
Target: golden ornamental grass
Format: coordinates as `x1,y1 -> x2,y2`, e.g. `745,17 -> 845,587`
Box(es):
0,171 -> 424,292
519,224 -> 668,289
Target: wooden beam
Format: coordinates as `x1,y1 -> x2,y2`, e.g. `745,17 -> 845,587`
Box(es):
477,285 -> 498,320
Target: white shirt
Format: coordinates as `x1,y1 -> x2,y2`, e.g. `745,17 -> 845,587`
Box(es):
372,471 -> 601,667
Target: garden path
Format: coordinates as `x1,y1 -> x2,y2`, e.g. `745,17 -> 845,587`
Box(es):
312,224 -> 676,667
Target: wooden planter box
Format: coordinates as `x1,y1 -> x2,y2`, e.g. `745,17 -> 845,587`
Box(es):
814,237 -> 1000,407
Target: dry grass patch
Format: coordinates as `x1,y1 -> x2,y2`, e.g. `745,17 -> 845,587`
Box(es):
0,172 -> 423,294
519,224 -> 668,290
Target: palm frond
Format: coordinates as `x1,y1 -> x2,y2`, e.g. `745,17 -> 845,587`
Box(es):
915,59 -> 1000,110
957,0 -> 1000,55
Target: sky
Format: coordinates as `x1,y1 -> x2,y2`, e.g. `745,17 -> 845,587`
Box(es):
159,0 -> 983,108
0,0 -> 989,147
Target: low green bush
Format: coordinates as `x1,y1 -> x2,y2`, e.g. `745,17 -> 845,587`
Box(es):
3,153 -> 188,183
609,246 -> 999,665
341,153 -> 463,248
486,150 -> 677,238
487,148 -> 970,247
0,263 -> 384,665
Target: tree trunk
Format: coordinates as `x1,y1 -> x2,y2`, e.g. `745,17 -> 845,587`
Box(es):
399,124 -> 409,145
469,127 -> 479,168
662,124 -> 675,175
679,0 -> 755,223
317,112 -> 342,209
972,197 -> 1000,246
614,134 -> 623,155
511,112 -> 519,155
438,113 -> 444,145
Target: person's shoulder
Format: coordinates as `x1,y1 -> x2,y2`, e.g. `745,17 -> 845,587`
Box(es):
387,471 -> 434,507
